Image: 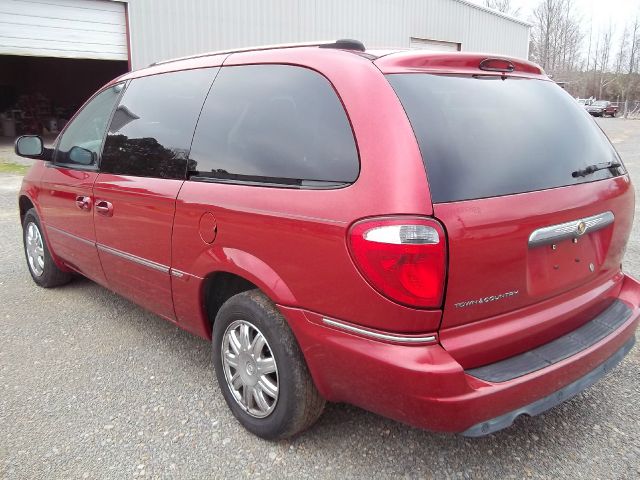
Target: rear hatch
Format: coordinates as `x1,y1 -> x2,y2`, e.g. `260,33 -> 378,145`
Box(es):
384,61 -> 634,364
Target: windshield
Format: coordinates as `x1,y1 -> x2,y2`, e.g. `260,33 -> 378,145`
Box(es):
387,74 -> 623,203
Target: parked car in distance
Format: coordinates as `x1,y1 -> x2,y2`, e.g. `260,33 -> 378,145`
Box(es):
16,40 -> 639,440
587,100 -> 618,117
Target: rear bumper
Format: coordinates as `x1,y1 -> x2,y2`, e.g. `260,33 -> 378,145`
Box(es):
462,336 -> 635,436
281,274 -> 640,434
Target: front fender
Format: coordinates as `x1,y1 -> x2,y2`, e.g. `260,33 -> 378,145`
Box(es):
18,161 -> 45,219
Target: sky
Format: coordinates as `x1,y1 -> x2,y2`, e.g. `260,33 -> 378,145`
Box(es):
470,0 -> 640,37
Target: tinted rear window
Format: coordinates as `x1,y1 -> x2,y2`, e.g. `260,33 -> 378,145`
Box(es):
387,74 -> 623,203
189,64 -> 359,187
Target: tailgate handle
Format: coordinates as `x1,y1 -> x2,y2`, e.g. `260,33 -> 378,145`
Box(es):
528,211 -> 614,248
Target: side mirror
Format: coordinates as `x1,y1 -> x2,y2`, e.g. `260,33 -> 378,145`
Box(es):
68,146 -> 96,166
15,135 -> 44,158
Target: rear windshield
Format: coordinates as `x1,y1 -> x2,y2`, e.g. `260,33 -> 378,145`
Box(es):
387,74 -> 623,203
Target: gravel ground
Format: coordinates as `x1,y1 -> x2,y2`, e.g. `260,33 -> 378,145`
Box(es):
1,118 -> 639,479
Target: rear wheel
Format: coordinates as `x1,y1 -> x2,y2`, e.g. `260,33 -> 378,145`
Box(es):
212,290 -> 325,439
22,208 -> 72,288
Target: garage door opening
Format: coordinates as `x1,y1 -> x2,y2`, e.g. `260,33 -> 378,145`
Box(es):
0,0 -> 128,141
0,55 -> 128,138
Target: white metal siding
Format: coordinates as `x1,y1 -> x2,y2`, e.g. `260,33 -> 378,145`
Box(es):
410,38 -> 460,52
125,0 -> 530,70
0,0 -> 127,60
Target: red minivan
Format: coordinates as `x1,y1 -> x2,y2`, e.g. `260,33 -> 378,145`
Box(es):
16,40 -> 639,439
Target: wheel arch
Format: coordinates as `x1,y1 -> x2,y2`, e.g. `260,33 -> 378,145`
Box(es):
202,271 -> 259,332
19,193 -> 70,273
195,250 -> 297,336
173,244 -> 299,339
18,194 -> 35,225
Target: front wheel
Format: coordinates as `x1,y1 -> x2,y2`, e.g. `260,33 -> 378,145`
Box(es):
212,290 -> 325,439
22,208 -> 72,288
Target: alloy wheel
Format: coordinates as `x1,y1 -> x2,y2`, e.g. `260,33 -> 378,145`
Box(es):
25,222 -> 45,277
221,320 -> 279,418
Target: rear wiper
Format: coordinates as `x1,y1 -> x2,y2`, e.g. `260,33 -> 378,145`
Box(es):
572,161 -> 621,178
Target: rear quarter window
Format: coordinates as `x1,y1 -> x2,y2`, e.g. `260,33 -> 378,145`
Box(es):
189,64 -> 359,187
387,74 -> 623,203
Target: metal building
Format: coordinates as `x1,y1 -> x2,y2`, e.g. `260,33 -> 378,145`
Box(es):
0,0 -> 531,66
125,0 -> 531,69
0,0 -> 530,137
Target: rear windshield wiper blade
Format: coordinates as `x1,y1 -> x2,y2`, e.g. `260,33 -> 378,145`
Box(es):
572,161 -> 622,178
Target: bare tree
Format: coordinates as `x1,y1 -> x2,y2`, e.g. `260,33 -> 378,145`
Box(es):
624,16 -> 640,117
530,0 -> 583,75
614,24 -> 629,75
484,0 -> 520,15
530,0 -> 556,70
607,14 -> 640,116
597,24 -> 614,99
585,15 -> 593,72
528,0 -> 640,107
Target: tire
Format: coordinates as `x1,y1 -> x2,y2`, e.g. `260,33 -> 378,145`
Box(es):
212,290 -> 325,439
22,208 -> 72,288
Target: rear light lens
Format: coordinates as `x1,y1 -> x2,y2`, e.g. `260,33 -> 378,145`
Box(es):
348,217 -> 447,308
479,57 -> 515,72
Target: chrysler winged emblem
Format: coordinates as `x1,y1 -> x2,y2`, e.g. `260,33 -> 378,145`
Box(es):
528,212 -> 614,247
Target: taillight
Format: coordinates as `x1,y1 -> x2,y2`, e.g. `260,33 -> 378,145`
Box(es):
348,217 -> 447,308
479,57 -> 515,72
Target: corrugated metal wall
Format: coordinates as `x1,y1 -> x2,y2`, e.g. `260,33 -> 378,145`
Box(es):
0,0 -> 127,60
124,0 -> 530,70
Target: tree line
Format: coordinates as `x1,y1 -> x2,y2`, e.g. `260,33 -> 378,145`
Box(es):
485,0 -> 640,116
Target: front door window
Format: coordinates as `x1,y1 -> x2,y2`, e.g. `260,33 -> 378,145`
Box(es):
55,84 -> 123,167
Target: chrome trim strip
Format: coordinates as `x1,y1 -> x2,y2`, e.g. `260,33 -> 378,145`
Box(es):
322,318 -> 437,344
528,211 -> 614,247
46,227 -> 200,278
97,244 -> 169,273
46,225 -> 95,247
172,269 -> 204,280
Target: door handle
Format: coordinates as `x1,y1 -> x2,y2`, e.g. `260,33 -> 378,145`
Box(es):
95,200 -> 114,217
75,195 -> 92,211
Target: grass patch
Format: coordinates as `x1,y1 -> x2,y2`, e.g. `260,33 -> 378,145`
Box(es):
0,161 -> 29,175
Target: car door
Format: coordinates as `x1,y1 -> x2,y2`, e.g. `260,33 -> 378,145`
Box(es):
93,68 -> 216,321
171,63 -> 362,335
38,84 -> 124,285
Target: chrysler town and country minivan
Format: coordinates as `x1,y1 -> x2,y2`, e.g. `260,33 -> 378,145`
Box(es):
16,40 -> 639,439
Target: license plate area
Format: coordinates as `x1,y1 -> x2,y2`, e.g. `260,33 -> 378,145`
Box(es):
526,212 -> 614,297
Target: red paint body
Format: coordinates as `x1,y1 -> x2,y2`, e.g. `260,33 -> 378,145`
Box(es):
18,47 -> 639,434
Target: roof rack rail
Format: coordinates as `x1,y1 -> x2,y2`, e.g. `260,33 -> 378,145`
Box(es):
147,39 -> 366,67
